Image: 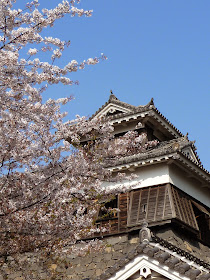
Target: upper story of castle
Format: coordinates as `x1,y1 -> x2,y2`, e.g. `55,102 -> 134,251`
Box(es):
92,93 -> 209,192
90,93 -> 210,245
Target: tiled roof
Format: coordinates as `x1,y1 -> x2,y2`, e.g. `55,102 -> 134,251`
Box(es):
90,93 -> 209,180
90,94 -> 206,164
97,230 -> 210,280
89,93 -> 146,120
152,106 -> 184,137
105,136 -> 188,166
106,136 -> 210,181
91,93 -> 184,138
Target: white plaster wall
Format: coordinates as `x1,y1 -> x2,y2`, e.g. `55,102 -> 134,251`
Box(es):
104,163 -> 170,191
104,162 -> 210,208
132,164 -> 170,189
169,164 -> 210,208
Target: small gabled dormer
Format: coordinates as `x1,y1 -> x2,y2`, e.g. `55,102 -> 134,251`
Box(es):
92,93 -> 182,144
91,92 -> 135,119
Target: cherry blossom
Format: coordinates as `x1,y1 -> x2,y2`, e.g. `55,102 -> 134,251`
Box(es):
0,0 -> 155,257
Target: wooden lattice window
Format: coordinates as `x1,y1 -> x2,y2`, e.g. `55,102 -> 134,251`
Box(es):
127,185 -> 173,227
171,187 -> 198,230
127,184 -> 204,232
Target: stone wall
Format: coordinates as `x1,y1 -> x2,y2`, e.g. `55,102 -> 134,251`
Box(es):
0,228 -> 210,280
0,234 -> 139,280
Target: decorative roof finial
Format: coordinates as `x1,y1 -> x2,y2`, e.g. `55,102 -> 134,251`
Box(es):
147,97 -> 154,107
184,132 -> 189,140
139,220 -> 151,243
108,90 -> 118,102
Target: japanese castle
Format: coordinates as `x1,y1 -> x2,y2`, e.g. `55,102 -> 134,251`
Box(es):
71,93 -> 210,280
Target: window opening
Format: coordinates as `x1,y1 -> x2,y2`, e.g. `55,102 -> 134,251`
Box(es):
97,196 -> 118,221
142,204 -> 147,213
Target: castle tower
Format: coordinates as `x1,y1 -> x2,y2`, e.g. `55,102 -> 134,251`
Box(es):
71,94 -> 210,280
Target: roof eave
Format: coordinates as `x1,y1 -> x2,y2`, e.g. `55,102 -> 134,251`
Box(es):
107,152 -> 210,187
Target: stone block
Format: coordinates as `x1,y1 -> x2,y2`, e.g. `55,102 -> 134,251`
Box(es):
104,254 -> 112,261
67,276 -> 80,280
112,252 -> 123,260
92,255 -> 103,263
8,272 -> 22,279
7,256 -> 14,262
83,256 -> 93,264
39,272 -> 48,279
56,266 -> 67,273
122,246 -> 129,254
30,264 -> 41,271
107,260 -> 116,267
88,262 -> 96,270
106,235 -> 127,245
49,264 -> 57,270
70,258 -> 81,265
96,268 -> 102,276
105,247 -> 112,253
113,244 -> 123,251
67,275 -> 75,279
66,267 -> 73,274
84,269 -> 95,278
74,265 -> 82,274
129,237 -> 139,244
95,262 -> 106,271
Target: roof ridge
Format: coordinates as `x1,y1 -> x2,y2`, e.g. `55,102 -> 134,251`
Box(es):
105,137 -> 190,166
97,233 -> 210,280
152,234 -> 210,270
105,138 -> 210,178
89,93 -> 148,120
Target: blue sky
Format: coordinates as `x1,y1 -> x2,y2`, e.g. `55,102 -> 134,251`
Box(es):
18,1 -> 209,170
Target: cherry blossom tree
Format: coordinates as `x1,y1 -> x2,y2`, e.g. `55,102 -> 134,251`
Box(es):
0,0 -> 113,256
0,0 -> 158,257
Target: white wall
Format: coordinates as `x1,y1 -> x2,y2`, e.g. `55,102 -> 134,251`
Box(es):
104,162 -> 210,208
104,163 -> 170,191
169,164 -> 210,208
132,164 -> 170,189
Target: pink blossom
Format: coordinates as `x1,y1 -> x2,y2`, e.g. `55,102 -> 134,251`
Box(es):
0,0 -> 151,257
